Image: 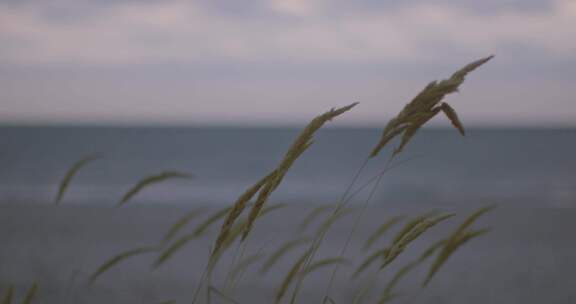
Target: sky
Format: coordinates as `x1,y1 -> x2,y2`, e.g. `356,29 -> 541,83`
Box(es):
0,0 -> 575,126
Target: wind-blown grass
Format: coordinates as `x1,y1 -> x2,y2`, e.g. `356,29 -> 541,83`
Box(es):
381,213 -> 454,269
241,103 -> 359,241
89,246 -> 158,284
423,206 -> 496,286
208,204 -> 287,273
370,55 -> 494,157
25,55 -> 499,304
54,154 -> 101,205
275,249 -> 313,304
117,171 -> 192,207
153,207 -> 231,269
363,216 -> 404,251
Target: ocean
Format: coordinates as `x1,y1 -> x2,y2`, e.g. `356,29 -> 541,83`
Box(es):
1,126 -> 575,303
1,126 -> 575,207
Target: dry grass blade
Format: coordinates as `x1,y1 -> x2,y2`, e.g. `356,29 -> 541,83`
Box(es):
299,205 -> 332,232
440,103 -> 465,135
351,249 -> 387,279
260,237 -> 312,275
194,207 -> 232,237
452,205 -> 496,238
213,174 -> 272,260
22,282 -> 38,304
423,205 -> 495,287
1,285 -> 13,304
209,204 -> 287,273
418,239 -> 448,262
89,246 -> 157,284
363,216 -> 404,251
117,171 -> 192,206
276,249 -> 313,303
154,234 -> 197,269
54,154 -> 100,205
302,257 -> 350,276
380,239 -> 446,301
229,253 -> 265,281
154,207 -> 231,269
369,56 -> 493,158
242,103 -> 358,241
423,228 -> 490,287
382,213 -> 454,269
162,208 -> 206,243
391,212 -> 434,245
401,214 -> 455,244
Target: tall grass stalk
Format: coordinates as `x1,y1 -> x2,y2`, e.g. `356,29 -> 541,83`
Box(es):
320,56 -> 493,302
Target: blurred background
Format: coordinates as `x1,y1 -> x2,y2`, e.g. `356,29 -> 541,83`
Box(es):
1,0 -> 575,303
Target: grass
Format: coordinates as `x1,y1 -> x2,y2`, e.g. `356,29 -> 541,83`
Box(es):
3,56 -> 497,304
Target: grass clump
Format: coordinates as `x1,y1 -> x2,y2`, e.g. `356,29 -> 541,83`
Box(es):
9,55 -> 499,304
423,205 -> 496,286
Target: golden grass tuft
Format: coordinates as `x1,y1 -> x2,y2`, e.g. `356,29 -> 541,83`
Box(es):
242,103 -> 358,241
370,56 -> 493,158
212,174 -> 272,263
117,171 -> 192,206
210,103 -> 357,268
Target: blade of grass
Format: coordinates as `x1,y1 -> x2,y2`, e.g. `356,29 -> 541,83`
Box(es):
117,171 -> 192,206
89,246 -> 157,284
54,154 -> 101,205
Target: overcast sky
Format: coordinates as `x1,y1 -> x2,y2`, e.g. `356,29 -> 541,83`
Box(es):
0,0 -> 574,126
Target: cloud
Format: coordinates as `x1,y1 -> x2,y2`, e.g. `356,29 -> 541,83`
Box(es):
0,0 -> 574,66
